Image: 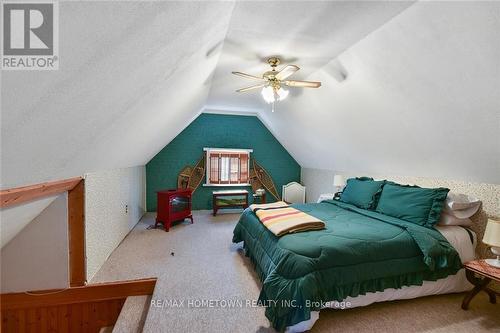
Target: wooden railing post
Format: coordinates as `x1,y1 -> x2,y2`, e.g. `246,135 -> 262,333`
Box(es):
68,179 -> 86,286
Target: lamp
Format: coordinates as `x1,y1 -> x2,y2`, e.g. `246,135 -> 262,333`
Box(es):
482,219 -> 500,268
333,175 -> 345,196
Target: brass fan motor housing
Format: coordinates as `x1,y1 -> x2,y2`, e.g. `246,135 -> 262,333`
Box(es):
264,57 -> 281,87
267,57 -> 281,69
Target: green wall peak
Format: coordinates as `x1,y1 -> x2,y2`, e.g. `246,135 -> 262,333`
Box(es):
146,113 -> 301,211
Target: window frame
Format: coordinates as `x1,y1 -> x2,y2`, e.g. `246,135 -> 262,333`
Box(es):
203,148 -> 253,187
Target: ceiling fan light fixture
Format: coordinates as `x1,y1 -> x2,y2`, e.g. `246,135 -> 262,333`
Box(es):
234,57 -> 321,109
261,86 -> 275,104
277,87 -> 289,101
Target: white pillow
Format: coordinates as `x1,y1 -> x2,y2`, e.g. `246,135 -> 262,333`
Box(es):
443,193 -> 481,219
438,212 -> 472,226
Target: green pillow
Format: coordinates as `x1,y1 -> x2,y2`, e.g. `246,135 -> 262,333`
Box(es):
375,184 -> 449,227
339,177 -> 385,210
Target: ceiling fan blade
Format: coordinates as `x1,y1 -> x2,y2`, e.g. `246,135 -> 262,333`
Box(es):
284,80 -> 322,88
236,84 -> 266,93
275,65 -> 300,80
232,71 -> 265,81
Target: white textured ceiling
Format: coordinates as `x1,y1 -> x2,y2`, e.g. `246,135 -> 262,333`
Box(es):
207,1 -> 413,109
1,1 -> 234,189
1,1 -> 499,236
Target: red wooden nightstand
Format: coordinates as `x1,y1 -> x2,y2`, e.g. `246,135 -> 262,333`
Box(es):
461,259 -> 500,310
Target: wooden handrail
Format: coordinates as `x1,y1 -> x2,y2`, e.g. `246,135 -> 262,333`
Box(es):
0,177 -> 82,208
1,278 -> 157,310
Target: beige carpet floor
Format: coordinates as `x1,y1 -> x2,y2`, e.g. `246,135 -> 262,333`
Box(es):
92,211 -> 500,333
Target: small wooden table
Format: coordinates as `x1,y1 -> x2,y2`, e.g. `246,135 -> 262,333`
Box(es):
212,190 -> 249,216
461,259 -> 500,310
252,192 -> 266,204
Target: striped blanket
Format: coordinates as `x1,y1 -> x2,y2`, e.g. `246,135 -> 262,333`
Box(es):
249,201 -> 325,236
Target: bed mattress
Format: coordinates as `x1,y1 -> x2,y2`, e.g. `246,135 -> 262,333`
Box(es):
287,225 -> 476,332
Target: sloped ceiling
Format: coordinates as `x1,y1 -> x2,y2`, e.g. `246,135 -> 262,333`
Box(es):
1,1 -> 499,238
257,1 -> 500,184
1,1 -> 234,189
209,1 -> 500,185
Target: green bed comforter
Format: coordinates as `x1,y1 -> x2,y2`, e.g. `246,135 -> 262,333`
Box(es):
232,200 -> 462,331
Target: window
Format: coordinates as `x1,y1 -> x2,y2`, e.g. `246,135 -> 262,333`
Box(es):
204,148 -> 252,186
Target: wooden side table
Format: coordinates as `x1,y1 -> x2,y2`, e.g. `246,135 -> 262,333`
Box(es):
461,259 -> 500,310
252,192 -> 266,204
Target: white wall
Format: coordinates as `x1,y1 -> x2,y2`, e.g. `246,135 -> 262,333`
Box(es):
301,168 -> 337,205
85,166 -> 146,281
1,194 -> 69,293
301,168 -> 500,218
0,195 -> 58,248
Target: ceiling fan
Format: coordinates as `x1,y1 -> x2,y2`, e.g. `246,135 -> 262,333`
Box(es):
232,57 -> 321,110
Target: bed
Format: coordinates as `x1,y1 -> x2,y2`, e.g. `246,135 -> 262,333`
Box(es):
232,199 -> 474,332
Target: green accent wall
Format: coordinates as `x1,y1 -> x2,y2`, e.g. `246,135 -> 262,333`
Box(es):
146,113 -> 301,211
